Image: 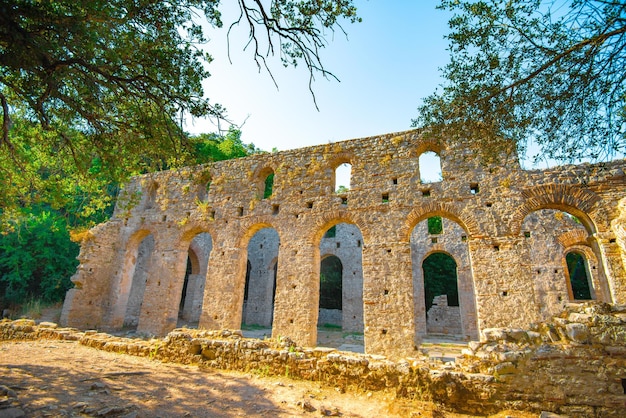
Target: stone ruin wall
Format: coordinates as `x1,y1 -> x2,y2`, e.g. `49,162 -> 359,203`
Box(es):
60,128 -> 626,358
6,300 -> 626,416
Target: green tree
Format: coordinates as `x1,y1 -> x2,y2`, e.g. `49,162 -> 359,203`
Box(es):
191,126 -> 262,164
414,0 -> 626,163
0,209 -> 79,305
0,125 -> 261,309
0,0 -> 360,209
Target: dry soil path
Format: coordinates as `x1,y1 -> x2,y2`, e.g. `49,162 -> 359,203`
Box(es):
0,340 -> 533,418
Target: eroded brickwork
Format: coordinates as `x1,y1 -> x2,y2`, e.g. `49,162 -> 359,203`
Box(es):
61,129 -> 626,357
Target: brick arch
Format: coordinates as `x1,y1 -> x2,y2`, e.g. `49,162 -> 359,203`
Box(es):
126,227 -> 157,250
402,202 -> 481,241
327,151 -> 354,169
511,185 -> 602,235
311,210 -> 369,247
413,137 -> 445,157
236,216 -> 279,248
178,224 -> 216,249
420,249 -> 458,266
558,229 -> 590,248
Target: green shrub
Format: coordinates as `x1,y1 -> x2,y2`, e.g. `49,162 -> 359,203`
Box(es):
0,209 -> 79,306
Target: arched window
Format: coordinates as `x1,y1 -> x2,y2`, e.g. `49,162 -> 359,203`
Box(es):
334,163 -> 351,193
566,251 -> 593,300
419,151 -> 442,183
263,172 -> 274,199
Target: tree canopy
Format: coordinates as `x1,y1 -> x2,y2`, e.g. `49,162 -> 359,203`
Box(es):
0,0 -> 359,214
413,0 -> 626,164
0,126 -> 259,308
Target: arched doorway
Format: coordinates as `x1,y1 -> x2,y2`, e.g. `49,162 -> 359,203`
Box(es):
177,232 -> 212,326
422,252 -> 460,335
319,255 -> 343,326
123,234 -> 154,328
317,223 -> 364,351
566,251 -> 593,300
410,216 -> 478,340
242,228 -> 279,327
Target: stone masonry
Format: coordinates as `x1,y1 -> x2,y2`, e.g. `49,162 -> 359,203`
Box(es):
61,128 -> 626,358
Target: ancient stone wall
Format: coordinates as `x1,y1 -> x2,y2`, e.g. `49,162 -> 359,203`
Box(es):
61,128 -> 626,358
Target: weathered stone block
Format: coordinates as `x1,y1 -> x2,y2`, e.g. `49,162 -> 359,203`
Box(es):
565,323 -> 590,343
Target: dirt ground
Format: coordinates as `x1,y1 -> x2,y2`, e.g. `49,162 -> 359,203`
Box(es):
0,307 -> 535,417
0,339 -> 538,418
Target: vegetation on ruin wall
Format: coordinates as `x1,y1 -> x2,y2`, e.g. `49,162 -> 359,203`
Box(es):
414,0 -> 626,164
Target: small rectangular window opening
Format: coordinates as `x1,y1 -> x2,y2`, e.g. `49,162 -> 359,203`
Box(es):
161,215 -> 167,222
237,207 -> 244,216
502,291 -> 508,296
357,240 -> 362,247
382,193 -> 390,203
427,216 -> 443,235
307,202 -> 313,209
336,242 -> 341,248
272,204 -> 280,215
610,238 -> 617,243
486,202 -> 493,208
341,197 -> 348,205
422,189 -> 431,197
210,210 -> 216,219
392,178 -> 398,185
383,289 -> 389,295
461,235 -> 467,242
431,237 -> 438,244
470,183 -> 479,194
524,231 -> 531,238
494,245 -> 500,251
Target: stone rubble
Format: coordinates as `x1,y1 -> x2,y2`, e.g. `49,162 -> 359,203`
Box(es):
3,300 -> 625,416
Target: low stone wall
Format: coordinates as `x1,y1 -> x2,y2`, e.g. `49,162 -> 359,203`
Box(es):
2,302 -> 625,416
318,308 -> 342,327
458,302 -> 626,416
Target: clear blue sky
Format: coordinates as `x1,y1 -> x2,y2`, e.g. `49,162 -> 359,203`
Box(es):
187,1 -> 451,154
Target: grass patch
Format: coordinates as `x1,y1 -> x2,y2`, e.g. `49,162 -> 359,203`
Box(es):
319,323 -> 342,330
19,298 -> 43,319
